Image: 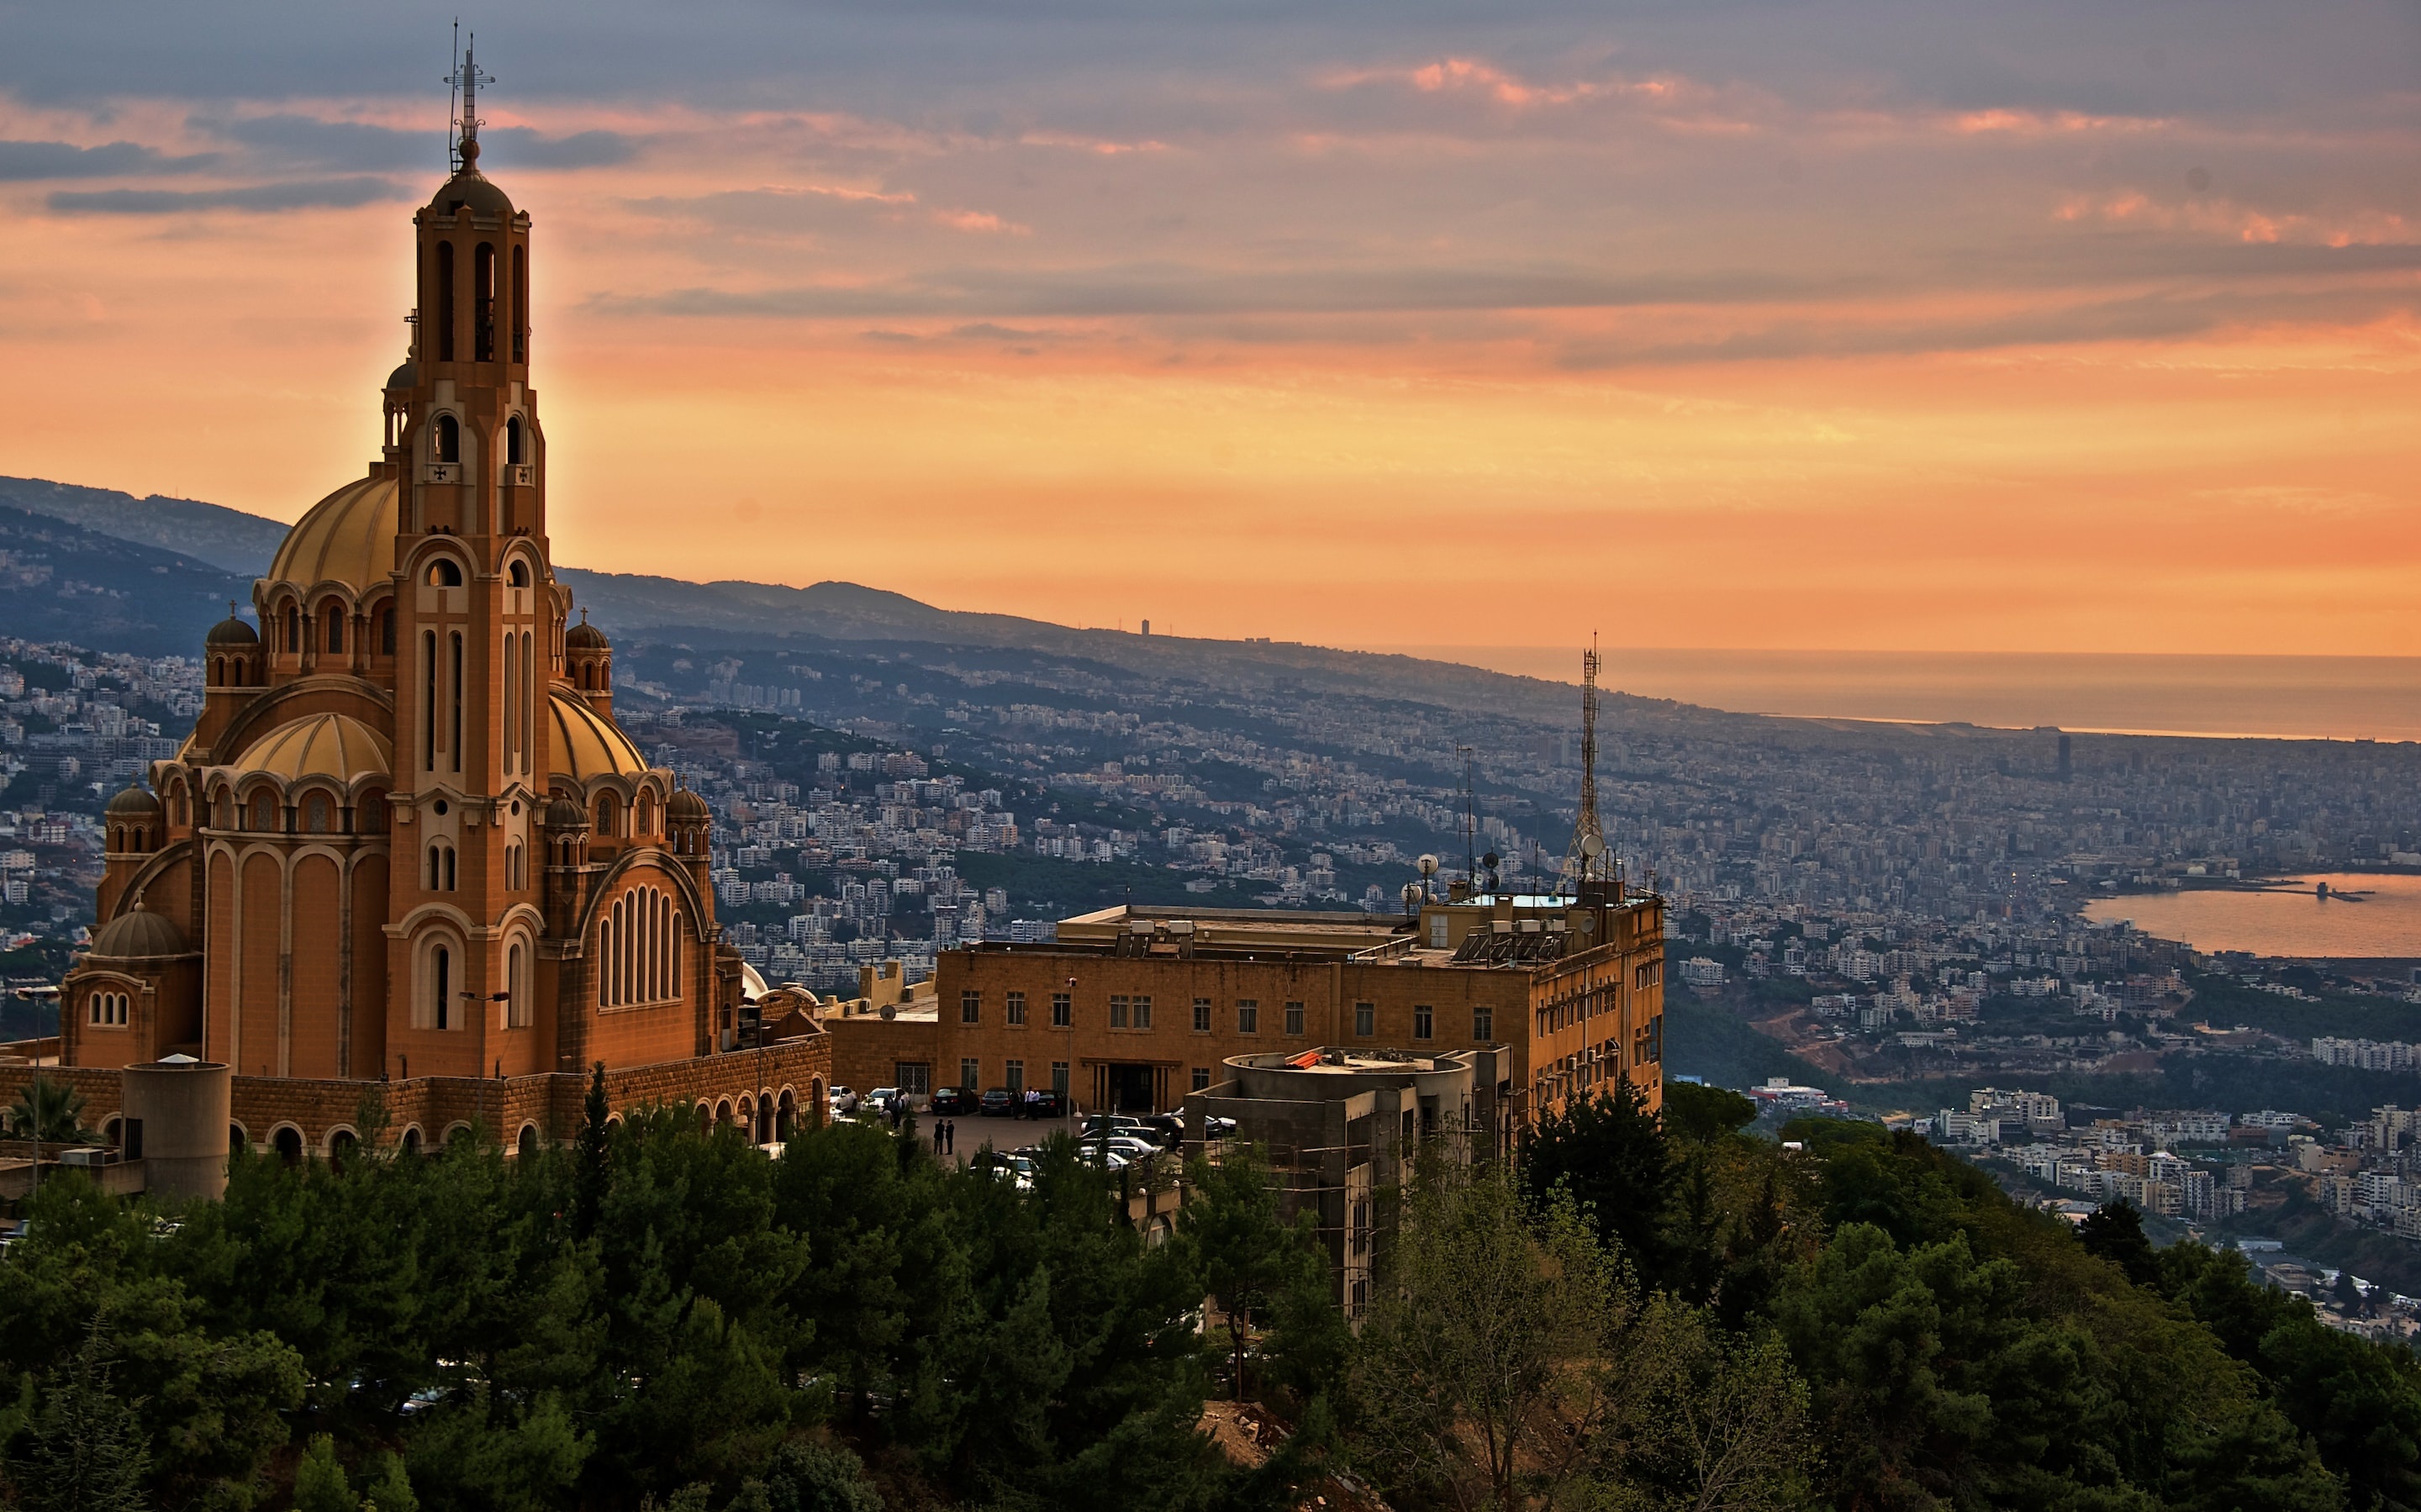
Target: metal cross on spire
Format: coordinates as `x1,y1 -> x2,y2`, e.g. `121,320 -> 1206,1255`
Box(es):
445,25 -> 494,172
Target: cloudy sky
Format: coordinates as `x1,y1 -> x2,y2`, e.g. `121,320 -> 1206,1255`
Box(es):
1,1 -> 2413,656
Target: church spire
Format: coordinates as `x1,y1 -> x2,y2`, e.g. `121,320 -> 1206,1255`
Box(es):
446,31 -> 494,172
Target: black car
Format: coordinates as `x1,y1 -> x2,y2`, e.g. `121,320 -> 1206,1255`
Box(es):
1024,1088 -> 1069,1119
930,1087 -> 977,1117
1135,1114 -> 1184,1148
979,1088 -> 1017,1117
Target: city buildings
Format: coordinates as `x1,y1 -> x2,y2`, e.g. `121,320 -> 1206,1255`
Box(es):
829,885 -> 1665,1130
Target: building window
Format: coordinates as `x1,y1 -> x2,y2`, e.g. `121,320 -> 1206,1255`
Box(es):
88,991 -> 129,1027
1133,995 -> 1152,1029
432,946 -> 452,1030
1052,1061 -> 1070,1093
1354,1000 -> 1375,1037
1110,994 -> 1130,1029
1192,1067 -> 1210,1092
1473,1004 -> 1495,1041
895,1062 -> 931,1096
1051,993 -> 1071,1028
1193,998 -> 1211,1033
1237,999 -> 1259,1035
1284,1000 -> 1304,1036
1413,1004 -> 1433,1040
1005,1060 -> 1025,1093
960,1058 -> 980,1091
961,990 -> 982,1025
1006,991 -> 1026,1026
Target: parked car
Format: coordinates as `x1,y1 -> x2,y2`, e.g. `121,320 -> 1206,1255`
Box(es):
1022,1088 -> 1070,1119
1100,1135 -> 1163,1162
930,1087 -> 977,1117
1081,1114 -> 1143,1140
979,1088 -> 1017,1117
862,1088 -> 901,1118
1135,1114 -> 1184,1148
828,1086 -> 860,1115
1204,1114 -> 1238,1139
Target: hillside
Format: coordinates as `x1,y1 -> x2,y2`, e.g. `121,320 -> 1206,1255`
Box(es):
0,472 -> 1625,727
0,503 -> 255,653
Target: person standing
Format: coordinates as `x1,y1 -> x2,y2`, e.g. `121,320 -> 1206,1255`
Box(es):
945,1120 -> 956,1156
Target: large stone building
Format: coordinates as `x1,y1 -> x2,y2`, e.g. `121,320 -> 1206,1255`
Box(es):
28,86 -> 826,1160
829,884 -> 1665,1137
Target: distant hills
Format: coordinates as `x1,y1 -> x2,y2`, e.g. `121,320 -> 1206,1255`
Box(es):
0,473 -> 1611,727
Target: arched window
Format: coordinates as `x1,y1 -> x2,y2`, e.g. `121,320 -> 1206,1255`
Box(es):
305,794 -> 332,833
598,913 -> 614,1007
282,605 -> 300,653
421,630 -> 438,771
434,414 -> 461,464
432,945 -> 452,1030
360,788 -> 386,833
425,558 -> 462,587
210,656 -> 224,687
512,245 -> 527,363
378,606 -> 397,656
507,941 -> 529,1028
474,242 -> 498,361
637,792 -> 656,836
595,793 -> 618,836
248,793 -> 274,831
506,417 -> 525,466
509,558 -> 530,587
322,603 -> 344,654
427,841 -> 456,892
436,242 -> 456,361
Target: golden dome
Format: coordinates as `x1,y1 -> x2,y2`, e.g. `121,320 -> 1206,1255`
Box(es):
229,713 -> 393,784
268,475 -> 398,591
549,688 -> 647,781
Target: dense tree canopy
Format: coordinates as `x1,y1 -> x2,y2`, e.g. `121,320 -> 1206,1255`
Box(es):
5,1075 -> 2421,1511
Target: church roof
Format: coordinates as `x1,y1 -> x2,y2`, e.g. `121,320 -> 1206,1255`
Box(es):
268,475 -> 398,593
229,713 -> 393,785
90,907 -> 190,961
549,687 -> 648,781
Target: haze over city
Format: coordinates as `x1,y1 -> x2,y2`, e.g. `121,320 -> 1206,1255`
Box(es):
2,0 -> 2415,658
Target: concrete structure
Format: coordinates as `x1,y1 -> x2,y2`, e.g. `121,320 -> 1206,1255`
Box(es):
119,1056 -> 232,1200
29,74 -> 828,1159
830,886 -> 1664,1129
1184,1046 -> 1505,1317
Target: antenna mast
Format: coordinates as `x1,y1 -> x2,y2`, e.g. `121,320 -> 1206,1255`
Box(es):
1458,745 -> 1478,893
1562,635 -> 1610,900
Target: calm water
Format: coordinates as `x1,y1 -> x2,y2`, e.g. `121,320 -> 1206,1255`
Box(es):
2084,875 -> 2421,959
1375,647 -> 2421,742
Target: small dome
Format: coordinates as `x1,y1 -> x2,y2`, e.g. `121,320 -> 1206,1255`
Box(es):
566,616 -> 609,651
226,713 -> 392,785
667,788 -> 710,823
206,613 -> 259,647
548,688 -> 647,780
545,795 -> 589,830
429,166 -> 514,221
268,475 -> 398,592
106,785 -> 161,819
90,907 -> 189,961
386,359 -> 419,390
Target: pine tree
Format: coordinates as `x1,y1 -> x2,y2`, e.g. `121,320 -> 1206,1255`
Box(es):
7,1324 -> 151,1512
572,1062 -> 610,1237
293,1435 -> 357,1512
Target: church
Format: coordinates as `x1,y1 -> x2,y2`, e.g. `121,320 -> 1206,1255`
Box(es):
47,66 -> 829,1158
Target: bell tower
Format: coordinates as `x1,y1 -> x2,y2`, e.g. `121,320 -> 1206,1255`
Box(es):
380,40 -> 558,1078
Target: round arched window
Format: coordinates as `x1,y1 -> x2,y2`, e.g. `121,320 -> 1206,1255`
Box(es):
434,414 -> 462,463
425,559 -> 464,587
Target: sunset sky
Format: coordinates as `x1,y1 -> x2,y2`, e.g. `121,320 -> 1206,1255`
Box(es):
0,1 -> 2414,656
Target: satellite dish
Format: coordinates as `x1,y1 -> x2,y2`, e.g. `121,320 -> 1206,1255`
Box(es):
1480,851 -> 1500,870
1418,854 -> 1439,876
1574,913 -> 1596,934
1580,834 -> 1605,858
1401,882 -> 1422,905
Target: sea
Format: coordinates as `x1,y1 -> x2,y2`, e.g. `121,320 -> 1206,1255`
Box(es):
1377,647 -> 2421,744
2082,875 -> 2421,961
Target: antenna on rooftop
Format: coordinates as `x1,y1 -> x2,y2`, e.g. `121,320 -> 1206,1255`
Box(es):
1561,634 -> 1612,903
1458,745 -> 1478,893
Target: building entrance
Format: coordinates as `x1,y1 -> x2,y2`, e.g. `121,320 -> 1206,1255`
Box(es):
1089,1062 -> 1167,1114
